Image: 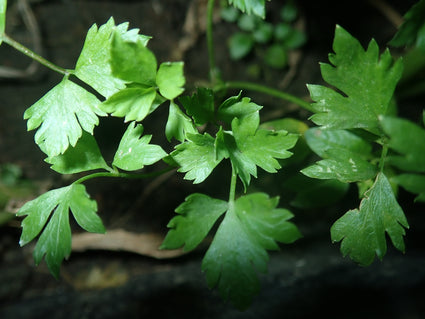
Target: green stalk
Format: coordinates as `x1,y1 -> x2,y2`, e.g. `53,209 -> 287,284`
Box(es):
72,167 -> 175,185
228,165 -> 237,203
1,33 -> 72,76
206,0 -> 219,83
215,80 -> 314,112
378,142 -> 389,173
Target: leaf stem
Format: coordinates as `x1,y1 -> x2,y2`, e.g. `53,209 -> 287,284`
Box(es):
0,33 -> 72,76
215,80 -> 314,112
206,0 -> 219,83
72,167 -> 175,185
229,165 -> 237,203
378,141 -> 389,173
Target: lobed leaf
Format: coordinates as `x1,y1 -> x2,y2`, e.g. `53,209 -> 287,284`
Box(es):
74,17 -> 149,98
307,25 -> 403,132
331,173 -> 409,266
45,132 -> 109,174
217,94 -> 262,124
172,132 -> 225,184
380,115 -> 425,173
179,88 -> 215,126
160,193 -> 228,251
113,122 -> 167,171
100,86 -> 157,122
17,184 -> 105,278
24,78 -> 105,157
202,193 -> 301,309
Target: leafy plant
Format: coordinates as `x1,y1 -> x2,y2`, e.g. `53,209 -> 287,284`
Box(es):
0,0 -> 424,311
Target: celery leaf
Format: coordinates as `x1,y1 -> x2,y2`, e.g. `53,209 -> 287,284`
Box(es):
156,62 -> 185,100
228,0 -> 268,18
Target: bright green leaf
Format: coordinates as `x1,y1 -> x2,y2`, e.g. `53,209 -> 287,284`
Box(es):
393,173 -> 425,202
381,116 -> 425,173
179,88 -> 215,126
17,184 -> 104,278
165,101 -> 197,142
161,193 -> 227,251
228,0 -> 268,18
74,18 -> 147,98
331,173 -> 409,266
113,122 -> 167,171
172,132 -> 225,184
110,29 -> 157,86
100,86 -> 157,122
228,32 -> 254,60
156,62 -> 185,100
24,78 -> 105,157
307,25 -> 403,132
217,95 -> 262,124
45,132 -> 109,174
0,0 -> 6,45
202,192 -> 301,310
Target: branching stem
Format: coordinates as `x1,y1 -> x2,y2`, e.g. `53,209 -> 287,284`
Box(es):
0,33 -> 72,76
214,80 -> 314,112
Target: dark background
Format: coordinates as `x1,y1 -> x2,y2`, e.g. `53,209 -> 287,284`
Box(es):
1,0 -> 425,318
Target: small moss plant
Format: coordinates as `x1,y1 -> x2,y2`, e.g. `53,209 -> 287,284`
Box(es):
1,0 -> 425,310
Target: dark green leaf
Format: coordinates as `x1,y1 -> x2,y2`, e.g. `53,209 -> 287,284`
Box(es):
179,88 -> 215,126
217,95 -> 262,124
280,2 -> 298,22
156,62 -> 185,100
331,173 -> 409,266
390,0 -> 425,51
264,44 -> 288,69
165,101 -> 197,142
253,22 -> 273,43
100,86 -> 157,122
237,14 -> 258,31
221,5 -> 240,22
113,122 -> 167,171
24,78 -> 105,157
228,32 -> 255,60
381,116 -> 425,173
161,193 -> 227,251
17,184 -> 104,278
307,25 -> 403,132
202,193 -> 301,310
393,173 -> 425,202
45,132 -> 109,174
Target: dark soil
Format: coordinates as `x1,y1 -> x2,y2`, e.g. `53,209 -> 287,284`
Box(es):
1,0 -> 425,318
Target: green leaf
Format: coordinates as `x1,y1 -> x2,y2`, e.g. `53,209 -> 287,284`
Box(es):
331,173 -> 409,266
172,132 -> 225,184
165,101 -> 197,142
390,0 -> 425,50
110,28 -> 157,86
264,44 -> 288,69
393,174 -> 425,202
252,22 -> 273,43
45,132 -> 109,174
100,85 -> 157,122
380,116 -> 425,173
179,88 -> 215,126
74,18 -> 147,98
17,184 -> 105,278
307,25 -> 403,132
160,193 -> 227,251
113,122 -> 167,171
202,193 -> 301,309
217,94 -> 262,124
228,0 -> 268,18
156,62 -> 185,100
232,116 -> 298,173
0,0 -> 6,45
221,5 -> 240,22
228,32 -> 254,60
24,78 -> 105,157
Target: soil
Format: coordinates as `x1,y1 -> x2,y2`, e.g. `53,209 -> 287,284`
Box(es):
1,0 -> 425,318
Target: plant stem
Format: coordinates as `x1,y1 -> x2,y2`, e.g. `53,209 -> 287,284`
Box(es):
378,142 -> 389,173
206,0 -> 219,83
73,167 -> 175,185
228,165 -> 237,203
1,33 -> 72,76
215,80 -> 314,112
